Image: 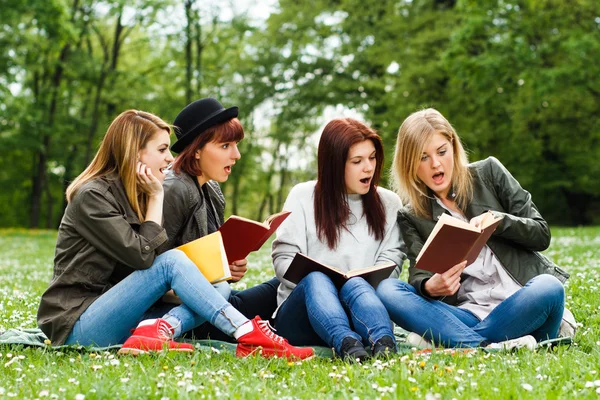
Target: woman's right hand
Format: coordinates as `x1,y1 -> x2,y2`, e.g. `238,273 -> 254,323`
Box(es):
136,161 -> 163,197
423,260 -> 467,297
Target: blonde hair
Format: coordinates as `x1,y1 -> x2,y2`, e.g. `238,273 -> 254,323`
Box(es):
66,110 -> 171,220
391,108 -> 473,218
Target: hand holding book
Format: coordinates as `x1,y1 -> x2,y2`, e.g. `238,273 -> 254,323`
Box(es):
423,260 -> 466,297
415,211 -> 503,274
229,259 -> 248,282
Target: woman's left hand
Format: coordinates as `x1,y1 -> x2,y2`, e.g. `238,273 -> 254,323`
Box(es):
136,161 -> 163,197
229,259 -> 248,282
469,214 -> 487,228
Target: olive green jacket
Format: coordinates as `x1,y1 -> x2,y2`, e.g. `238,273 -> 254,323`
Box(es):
159,172 -> 225,251
399,157 -> 569,305
37,174 -> 168,345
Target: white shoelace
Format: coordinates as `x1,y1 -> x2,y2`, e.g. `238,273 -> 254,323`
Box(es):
257,319 -> 285,344
157,321 -> 175,341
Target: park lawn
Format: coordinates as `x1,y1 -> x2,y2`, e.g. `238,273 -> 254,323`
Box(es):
0,227 -> 599,399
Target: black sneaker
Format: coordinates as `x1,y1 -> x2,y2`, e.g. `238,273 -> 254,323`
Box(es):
372,335 -> 397,358
339,337 -> 369,362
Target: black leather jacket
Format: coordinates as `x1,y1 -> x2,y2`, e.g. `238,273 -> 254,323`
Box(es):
160,171 -> 225,252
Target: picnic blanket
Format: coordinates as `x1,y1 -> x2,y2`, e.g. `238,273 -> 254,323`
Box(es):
0,327 -> 568,356
0,327 -> 419,357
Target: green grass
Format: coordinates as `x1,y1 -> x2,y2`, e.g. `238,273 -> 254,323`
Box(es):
1,227 -> 599,399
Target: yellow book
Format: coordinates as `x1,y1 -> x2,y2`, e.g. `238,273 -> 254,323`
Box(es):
177,231 -> 232,284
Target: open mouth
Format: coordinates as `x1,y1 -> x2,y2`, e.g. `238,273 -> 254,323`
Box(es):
159,163 -> 173,175
360,177 -> 371,185
224,166 -> 232,174
432,171 -> 444,184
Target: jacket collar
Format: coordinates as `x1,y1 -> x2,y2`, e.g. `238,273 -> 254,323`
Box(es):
427,188 -> 449,221
427,188 -> 479,221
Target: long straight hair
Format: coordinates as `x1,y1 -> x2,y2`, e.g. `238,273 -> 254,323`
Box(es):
66,110 -> 171,220
315,118 -> 386,249
392,108 -> 473,218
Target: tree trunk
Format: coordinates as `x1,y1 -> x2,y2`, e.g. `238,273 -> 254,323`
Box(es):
29,44 -> 70,228
29,0 -> 80,227
195,15 -> 203,96
84,9 -> 126,165
184,0 -> 195,104
276,144 -> 289,212
255,140 -> 281,221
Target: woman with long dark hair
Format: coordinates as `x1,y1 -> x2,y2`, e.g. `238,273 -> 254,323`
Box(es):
272,118 -> 405,361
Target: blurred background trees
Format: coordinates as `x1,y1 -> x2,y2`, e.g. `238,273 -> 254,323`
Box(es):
1,0 -> 598,227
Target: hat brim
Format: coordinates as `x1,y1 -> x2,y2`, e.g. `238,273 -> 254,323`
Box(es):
171,106 -> 239,153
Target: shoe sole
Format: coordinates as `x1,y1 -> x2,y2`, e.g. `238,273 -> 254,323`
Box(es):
236,344 -> 314,360
117,347 -> 194,356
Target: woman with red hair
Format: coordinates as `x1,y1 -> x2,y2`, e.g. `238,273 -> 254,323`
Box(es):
272,118 -> 406,361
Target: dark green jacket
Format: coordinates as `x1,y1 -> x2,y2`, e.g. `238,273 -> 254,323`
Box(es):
399,157 -> 569,305
160,172 -> 225,251
37,174 -> 168,345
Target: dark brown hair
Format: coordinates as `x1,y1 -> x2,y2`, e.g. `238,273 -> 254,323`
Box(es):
314,118 -> 386,249
173,117 -> 244,176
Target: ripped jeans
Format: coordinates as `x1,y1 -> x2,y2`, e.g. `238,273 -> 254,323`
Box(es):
65,249 -> 248,347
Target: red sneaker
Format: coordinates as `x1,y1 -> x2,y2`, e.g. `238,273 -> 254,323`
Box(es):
235,316 -> 314,360
118,319 -> 194,355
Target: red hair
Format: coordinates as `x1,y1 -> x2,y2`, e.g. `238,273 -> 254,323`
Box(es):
173,118 -> 244,176
314,118 -> 386,249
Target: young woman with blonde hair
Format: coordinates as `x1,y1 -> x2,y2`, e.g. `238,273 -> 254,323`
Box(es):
272,118 -> 405,361
377,108 -> 568,349
37,109 -> 313,359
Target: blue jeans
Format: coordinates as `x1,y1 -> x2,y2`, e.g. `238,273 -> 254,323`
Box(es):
65,249 -> 248,347
185,277 -> 280,342
376,274 -> 565,347
274,272 -> 395,354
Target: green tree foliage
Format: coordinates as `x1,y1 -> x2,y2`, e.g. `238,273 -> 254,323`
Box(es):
0,0 -> 598,226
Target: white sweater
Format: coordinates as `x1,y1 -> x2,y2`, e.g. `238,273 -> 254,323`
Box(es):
272,180 -> 406,308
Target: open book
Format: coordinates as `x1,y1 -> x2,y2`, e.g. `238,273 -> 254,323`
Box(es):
218,210 -> 291,263
177,231 -> 231,284
415,211 -> 503,274
283,253 -> 397,288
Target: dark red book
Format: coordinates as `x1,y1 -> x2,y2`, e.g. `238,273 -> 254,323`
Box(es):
283,253 -> 397,288
415,211 -> 503,274
218,211 -> 291,263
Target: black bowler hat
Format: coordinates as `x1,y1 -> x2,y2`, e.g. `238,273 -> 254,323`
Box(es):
171,98 -> 239,153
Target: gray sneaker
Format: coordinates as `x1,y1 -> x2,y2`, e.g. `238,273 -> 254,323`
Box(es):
486,335 -> 537,351
405,332 -> 434,349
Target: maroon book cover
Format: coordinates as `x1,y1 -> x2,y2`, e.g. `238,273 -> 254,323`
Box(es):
218,211 -> 291,263
414,213 -> 503,274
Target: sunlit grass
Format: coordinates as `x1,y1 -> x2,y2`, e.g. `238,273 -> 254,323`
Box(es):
0,227 -> 599,399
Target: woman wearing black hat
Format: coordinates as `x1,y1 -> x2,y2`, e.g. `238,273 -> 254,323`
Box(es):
160,98 -> 281,342
37,108 -> 313,359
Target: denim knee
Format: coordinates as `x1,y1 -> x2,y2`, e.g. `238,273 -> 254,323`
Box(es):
303,271 -> 335,289
376,278 -> 415,302
158,249 -> 189,265
340,277 -> 371,298
530,274 -> 565,303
